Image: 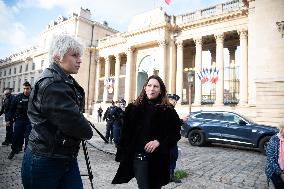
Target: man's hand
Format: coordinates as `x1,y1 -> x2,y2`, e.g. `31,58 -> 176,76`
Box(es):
5,121 -> 10,127
182,116 -> 189,123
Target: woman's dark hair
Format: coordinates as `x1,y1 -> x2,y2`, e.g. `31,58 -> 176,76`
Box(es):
134,75 -> 170,106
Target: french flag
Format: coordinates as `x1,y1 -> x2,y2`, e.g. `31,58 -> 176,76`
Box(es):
165,0 -> 171,5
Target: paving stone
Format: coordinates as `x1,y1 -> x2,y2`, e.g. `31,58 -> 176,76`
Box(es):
0,117 -> 269,189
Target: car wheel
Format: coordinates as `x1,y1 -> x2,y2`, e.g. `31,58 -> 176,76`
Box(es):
259,136 -> 271,155
188,130 -> 205,146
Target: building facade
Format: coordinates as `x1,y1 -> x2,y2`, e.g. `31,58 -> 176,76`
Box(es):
0,0 -> 283,125
90,0 -> 284,125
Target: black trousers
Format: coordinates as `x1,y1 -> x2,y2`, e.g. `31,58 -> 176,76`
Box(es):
133,159 -> 161,189
11,120 -> 31,152
105,122 -> 113,141
271,173 -> 284,189
5,122 -> 13,143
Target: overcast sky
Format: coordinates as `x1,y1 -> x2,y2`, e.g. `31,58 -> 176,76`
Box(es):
0,0 -> 226,58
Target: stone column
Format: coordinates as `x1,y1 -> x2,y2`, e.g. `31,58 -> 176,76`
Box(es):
193,36 -> 202,105
125,47 -> 134,103
238,30 -> 248,105
214,33 -> 224,106
103,56 -> 110,102
94,58 -> 101,102
113,54 -> 121,102
175,40 -> 184,104
209,48 -> 216,101
88,49 -> 97,112
158,40 -> 167,86
168,37 -> 177,94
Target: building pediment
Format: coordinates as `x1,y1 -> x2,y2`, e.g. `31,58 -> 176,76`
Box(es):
128,7 -> 170,32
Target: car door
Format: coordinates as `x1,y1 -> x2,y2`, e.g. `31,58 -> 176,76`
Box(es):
197,113 -> 222,139
219,113 -> 254,146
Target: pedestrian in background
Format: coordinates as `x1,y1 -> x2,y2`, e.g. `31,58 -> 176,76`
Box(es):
21,34 -> 93,189
265,123 -> 284,188
112,75 -> 181,189
103,100 -> 116,144
97,106 -> 103,122
112,100 -> 125,147
0,88 -> 14,146
167,94 -> 184,183
8,81 -> 32,160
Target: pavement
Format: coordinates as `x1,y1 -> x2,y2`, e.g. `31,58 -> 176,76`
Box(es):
0,116 -> 270,189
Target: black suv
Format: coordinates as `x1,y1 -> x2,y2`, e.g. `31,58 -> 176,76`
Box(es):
181,111 -> 278,154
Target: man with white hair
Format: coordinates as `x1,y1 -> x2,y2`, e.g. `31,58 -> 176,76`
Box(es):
21,34 -> 93,189
0,88 -> 14,146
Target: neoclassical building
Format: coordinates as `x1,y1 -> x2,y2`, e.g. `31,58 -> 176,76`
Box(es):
0,0 -> 283,125
89,0 -> 284,125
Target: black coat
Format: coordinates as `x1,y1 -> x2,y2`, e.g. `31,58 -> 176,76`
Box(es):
0,94 -> 14,122
112,103 -> 181,187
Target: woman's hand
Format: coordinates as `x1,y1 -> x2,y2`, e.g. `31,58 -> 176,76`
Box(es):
144,140 -> 160,153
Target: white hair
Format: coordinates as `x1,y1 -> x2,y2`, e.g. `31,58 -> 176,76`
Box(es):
49,34 -> 83,63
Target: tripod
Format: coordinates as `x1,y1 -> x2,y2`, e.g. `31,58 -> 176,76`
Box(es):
81,121 -> 108,189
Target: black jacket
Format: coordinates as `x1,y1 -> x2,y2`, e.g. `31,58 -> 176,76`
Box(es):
27,63 -> 93,159
10,93 -> 30,121
0,94 -> 14,122
112,103 -> 181,187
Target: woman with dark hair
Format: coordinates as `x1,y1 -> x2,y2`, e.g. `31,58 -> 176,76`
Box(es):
112,75 -> 181,189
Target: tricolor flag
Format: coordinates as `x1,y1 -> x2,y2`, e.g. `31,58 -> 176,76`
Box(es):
197,67 -> 219,84
165,0 -> 171,5
210,68 -> 219,84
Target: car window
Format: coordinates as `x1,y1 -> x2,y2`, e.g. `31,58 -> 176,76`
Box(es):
210,113 -> 224,121
223,113 -> 247,124
223,113 -> 235,122
194,113 -> 211,119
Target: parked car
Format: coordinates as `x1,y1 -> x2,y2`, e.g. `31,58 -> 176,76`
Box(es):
181,111 -> 278,154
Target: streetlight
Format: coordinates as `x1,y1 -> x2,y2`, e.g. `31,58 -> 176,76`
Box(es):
184,67 -> 195,114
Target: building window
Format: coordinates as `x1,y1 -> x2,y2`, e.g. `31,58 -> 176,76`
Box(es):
224,66 -> 240,105
14,67 -> 16,74
3,82 -> 5,92
0,71 -> 2,77
4,70 -> 6,76
31,77 -> 34,86
8,81 -> 10,88
19,65 -> 22,73
13,81 -> 15,90
41,60 -> 44,67
25,64 -> 29,72
32,62 -> 35,70
18,79 -> 21,92
9,68 -> 11,75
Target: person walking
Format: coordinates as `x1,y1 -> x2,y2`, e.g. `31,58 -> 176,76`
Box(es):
21,34 -> 93,189
8,81 -> 32,160
0,88 -> 14,146
112,75 -> 181,189
97,106 -> 103,122
167,94 -> 187,183
103,101 -> 116,143
265,123 -> 284,188
112,100 -> 125,147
